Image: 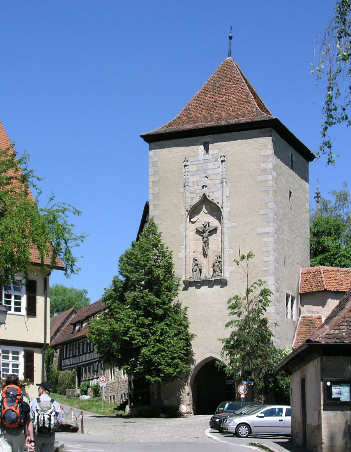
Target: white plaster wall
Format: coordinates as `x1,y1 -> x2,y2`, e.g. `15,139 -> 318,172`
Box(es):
300,292 -> 344,319
290,357 -> 322,451
0,269 -> 50,343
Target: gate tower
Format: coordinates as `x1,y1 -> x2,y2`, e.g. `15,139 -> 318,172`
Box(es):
141,56 -> 314,413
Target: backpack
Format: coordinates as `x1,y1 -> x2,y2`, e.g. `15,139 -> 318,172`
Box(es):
1,385 -> 27,429
32,398 -> 58,434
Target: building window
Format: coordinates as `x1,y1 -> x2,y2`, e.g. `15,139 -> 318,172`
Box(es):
2,280 -> 25,314
285,293 -> 296,320
203,142 -> 209,155
1,347 -> 23,378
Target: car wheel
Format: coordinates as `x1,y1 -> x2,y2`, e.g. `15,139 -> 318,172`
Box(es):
235,423 -> 251,438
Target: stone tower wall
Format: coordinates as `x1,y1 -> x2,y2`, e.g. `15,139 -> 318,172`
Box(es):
148,127 -> 309,370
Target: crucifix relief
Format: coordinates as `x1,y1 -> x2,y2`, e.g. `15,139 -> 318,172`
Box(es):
196,221 -> 217,258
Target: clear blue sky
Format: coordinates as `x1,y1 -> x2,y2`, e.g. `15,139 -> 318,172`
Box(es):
0,1 -> 346,303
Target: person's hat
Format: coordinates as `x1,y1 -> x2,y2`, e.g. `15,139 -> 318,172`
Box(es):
36,381 -> 51,392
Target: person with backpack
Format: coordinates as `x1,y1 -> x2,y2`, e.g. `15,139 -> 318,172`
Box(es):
30,382 -> 62,452
0,374 -> 35,452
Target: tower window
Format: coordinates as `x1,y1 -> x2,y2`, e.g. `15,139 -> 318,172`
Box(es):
203,142 -> 209,154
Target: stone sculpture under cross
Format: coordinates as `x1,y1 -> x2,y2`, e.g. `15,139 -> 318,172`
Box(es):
196,221 -> 217,258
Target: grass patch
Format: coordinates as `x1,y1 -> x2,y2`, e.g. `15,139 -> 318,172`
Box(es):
51,393 -> 126,417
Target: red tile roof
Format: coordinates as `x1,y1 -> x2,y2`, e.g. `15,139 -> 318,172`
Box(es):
50,300 -> 105,346
0,121 -> 64,270
300,267 -> 351,294
292,315 -> 323,350
308,289 -> 351,344
143,57 -> 272,136
50,307 -> 76,341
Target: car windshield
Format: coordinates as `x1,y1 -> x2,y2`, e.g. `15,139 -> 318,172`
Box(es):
232,405 -> 264,416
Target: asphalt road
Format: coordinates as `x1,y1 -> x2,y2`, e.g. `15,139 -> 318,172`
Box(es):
56,405 -> 303,452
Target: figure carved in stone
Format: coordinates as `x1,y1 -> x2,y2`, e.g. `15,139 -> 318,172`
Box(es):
192,258 -> 202,280
196,221 -> 217,258
212,255 -> 222,278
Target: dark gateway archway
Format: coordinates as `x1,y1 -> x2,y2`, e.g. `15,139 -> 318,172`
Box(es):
192,359 -> 232,414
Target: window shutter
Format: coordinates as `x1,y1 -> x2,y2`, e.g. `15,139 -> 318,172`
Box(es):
24,350 -> 34,382
26,280 -> 37,316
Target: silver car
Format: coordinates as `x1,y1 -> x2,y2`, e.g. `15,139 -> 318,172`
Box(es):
221,405 -> 291,437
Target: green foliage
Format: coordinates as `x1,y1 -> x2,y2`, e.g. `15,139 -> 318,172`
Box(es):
44,347 -> 58,393
311,183 -> 351,266
80,381 -> 90,395
90,383 -> 101,397
0,145 -> 85,286
89,219 -> 194,386
221,252 -> 289,401
57,370 -> 76,395
312,0 -> 351,164
50,284 -> 90,316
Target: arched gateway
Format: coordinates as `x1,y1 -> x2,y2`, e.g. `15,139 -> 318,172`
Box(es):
191,358 -> 231,415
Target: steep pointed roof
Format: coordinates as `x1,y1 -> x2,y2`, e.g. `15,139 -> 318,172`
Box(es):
0,120 -> 64,269
158,57 -> 272,132
141,58 -> 314,161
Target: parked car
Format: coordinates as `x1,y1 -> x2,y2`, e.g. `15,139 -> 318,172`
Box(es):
221,405 -> 291,437
209,401 -> 261,431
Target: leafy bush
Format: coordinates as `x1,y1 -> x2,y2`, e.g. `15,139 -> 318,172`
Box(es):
90,383 -> 101,397
80,381 -> 90,395
44,347 -> 58,393
57,370 -> 76,395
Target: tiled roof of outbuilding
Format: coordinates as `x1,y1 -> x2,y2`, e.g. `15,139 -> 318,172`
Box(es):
144,57 -> 272,136
308,289 -> 351,344
292,315 -> 323,350
0,121 -> 64,269
50,299 -> 105,346
50,307 -> 76,341
300,267 -> 351,294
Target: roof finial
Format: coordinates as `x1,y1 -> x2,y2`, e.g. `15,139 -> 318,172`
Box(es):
228,25 -> 233,58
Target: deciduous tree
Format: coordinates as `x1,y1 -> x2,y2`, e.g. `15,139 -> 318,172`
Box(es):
50,284 -> 90,316
220,252 -> 289,402
89,220 -> 194,405
311,183 -> 351,267
313,0 -> 351,164
0,144 -> 84,286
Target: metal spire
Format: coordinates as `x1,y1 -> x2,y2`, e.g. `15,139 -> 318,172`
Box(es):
228,26 -> 233,58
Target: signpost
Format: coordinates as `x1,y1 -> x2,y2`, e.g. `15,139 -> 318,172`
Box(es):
237,383 -> 248,405
98,375 -> 107,410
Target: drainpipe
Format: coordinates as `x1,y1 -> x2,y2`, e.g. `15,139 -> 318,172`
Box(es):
42,276 -> 48,380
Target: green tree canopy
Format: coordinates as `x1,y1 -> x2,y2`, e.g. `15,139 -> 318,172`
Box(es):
0,144 -> 84,286
311,183 -> 351,267
313,0 -> 351,164
221,252 -> 289,402
89,220 -> 194,387
50,284 -> 90,316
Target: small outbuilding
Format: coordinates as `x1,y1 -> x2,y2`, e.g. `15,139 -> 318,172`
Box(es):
278,288 -> 351,452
